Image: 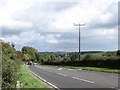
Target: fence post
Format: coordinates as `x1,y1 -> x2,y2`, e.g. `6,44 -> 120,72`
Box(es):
16,81 -> 20,90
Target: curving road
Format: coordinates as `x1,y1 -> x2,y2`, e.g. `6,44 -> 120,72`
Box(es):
28,65 -> 119,90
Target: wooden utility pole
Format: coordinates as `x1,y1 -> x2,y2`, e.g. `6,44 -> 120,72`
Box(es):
73,23 -> 86,60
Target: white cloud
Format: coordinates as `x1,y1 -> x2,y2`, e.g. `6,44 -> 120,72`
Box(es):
99,13 -> 112,24
0,0 -> 45,28
82,26 -> 118,40
45,35 -> 58,44
94,28 -> 117,39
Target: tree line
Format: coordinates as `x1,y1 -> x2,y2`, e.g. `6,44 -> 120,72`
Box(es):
21,45 -> 120,69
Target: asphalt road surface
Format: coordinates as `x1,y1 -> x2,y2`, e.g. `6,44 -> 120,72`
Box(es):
28,65 -> 119,90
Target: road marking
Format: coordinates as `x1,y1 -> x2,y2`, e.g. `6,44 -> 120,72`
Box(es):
72,77 -> 80,80
29,68 -> 60,90
57,73 -> 67,76
68,69 -> 74,70
80,79 -> 94,84
47,82 -> 60,89
72,77 -> 94,84
58,68 -> 62,70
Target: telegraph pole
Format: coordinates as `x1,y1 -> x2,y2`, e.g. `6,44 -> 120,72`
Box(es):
73,23 -> 86,60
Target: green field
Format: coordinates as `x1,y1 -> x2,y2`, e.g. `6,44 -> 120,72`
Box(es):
17,65 -> 52,89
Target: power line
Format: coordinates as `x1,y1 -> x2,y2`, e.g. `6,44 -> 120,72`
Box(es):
73,23 -> 86,60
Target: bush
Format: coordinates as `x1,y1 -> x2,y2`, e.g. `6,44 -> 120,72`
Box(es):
84,54 -> 91,60
117,50 -> 120,56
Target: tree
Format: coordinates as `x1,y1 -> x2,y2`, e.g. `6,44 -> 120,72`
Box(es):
35,53 -> 40,61
11,42 -> 15,48
21,46 -> 38,62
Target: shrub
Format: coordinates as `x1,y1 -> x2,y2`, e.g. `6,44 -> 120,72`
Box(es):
1,41 -> 22,88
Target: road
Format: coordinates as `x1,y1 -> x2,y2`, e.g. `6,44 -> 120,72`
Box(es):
28,65 -> 119,90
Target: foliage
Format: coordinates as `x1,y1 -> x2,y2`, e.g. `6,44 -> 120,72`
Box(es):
69,53 -> 79,61
41,51 -> 119,69
84,54 -> 91,60
1,40 -> 22,88
117,50 -> 120,56
21,46 -> 38,62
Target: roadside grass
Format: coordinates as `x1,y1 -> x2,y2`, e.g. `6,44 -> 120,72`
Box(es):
17,65 -> 52,89
63,66 -> 119,73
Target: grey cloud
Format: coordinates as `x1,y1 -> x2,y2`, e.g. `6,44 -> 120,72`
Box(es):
2,28 -> 22,36
81,36 -> 117,51
2,27 -> 33,36
58,32 -> 78,40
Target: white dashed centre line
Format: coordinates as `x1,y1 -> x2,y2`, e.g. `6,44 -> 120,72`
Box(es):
57,73 -> 67,76
58,68 -> 62,70
72,77 -> 94,84
80,79 -> 94,84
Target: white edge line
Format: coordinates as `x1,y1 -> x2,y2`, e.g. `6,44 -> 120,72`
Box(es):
29,69 -> 60,90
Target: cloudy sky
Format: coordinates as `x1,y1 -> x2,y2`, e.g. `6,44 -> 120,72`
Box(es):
0,0 -> 119,52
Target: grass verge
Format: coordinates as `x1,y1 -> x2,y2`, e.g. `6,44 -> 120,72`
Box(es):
17,65 -> 52,89
63,66 -> 119,73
